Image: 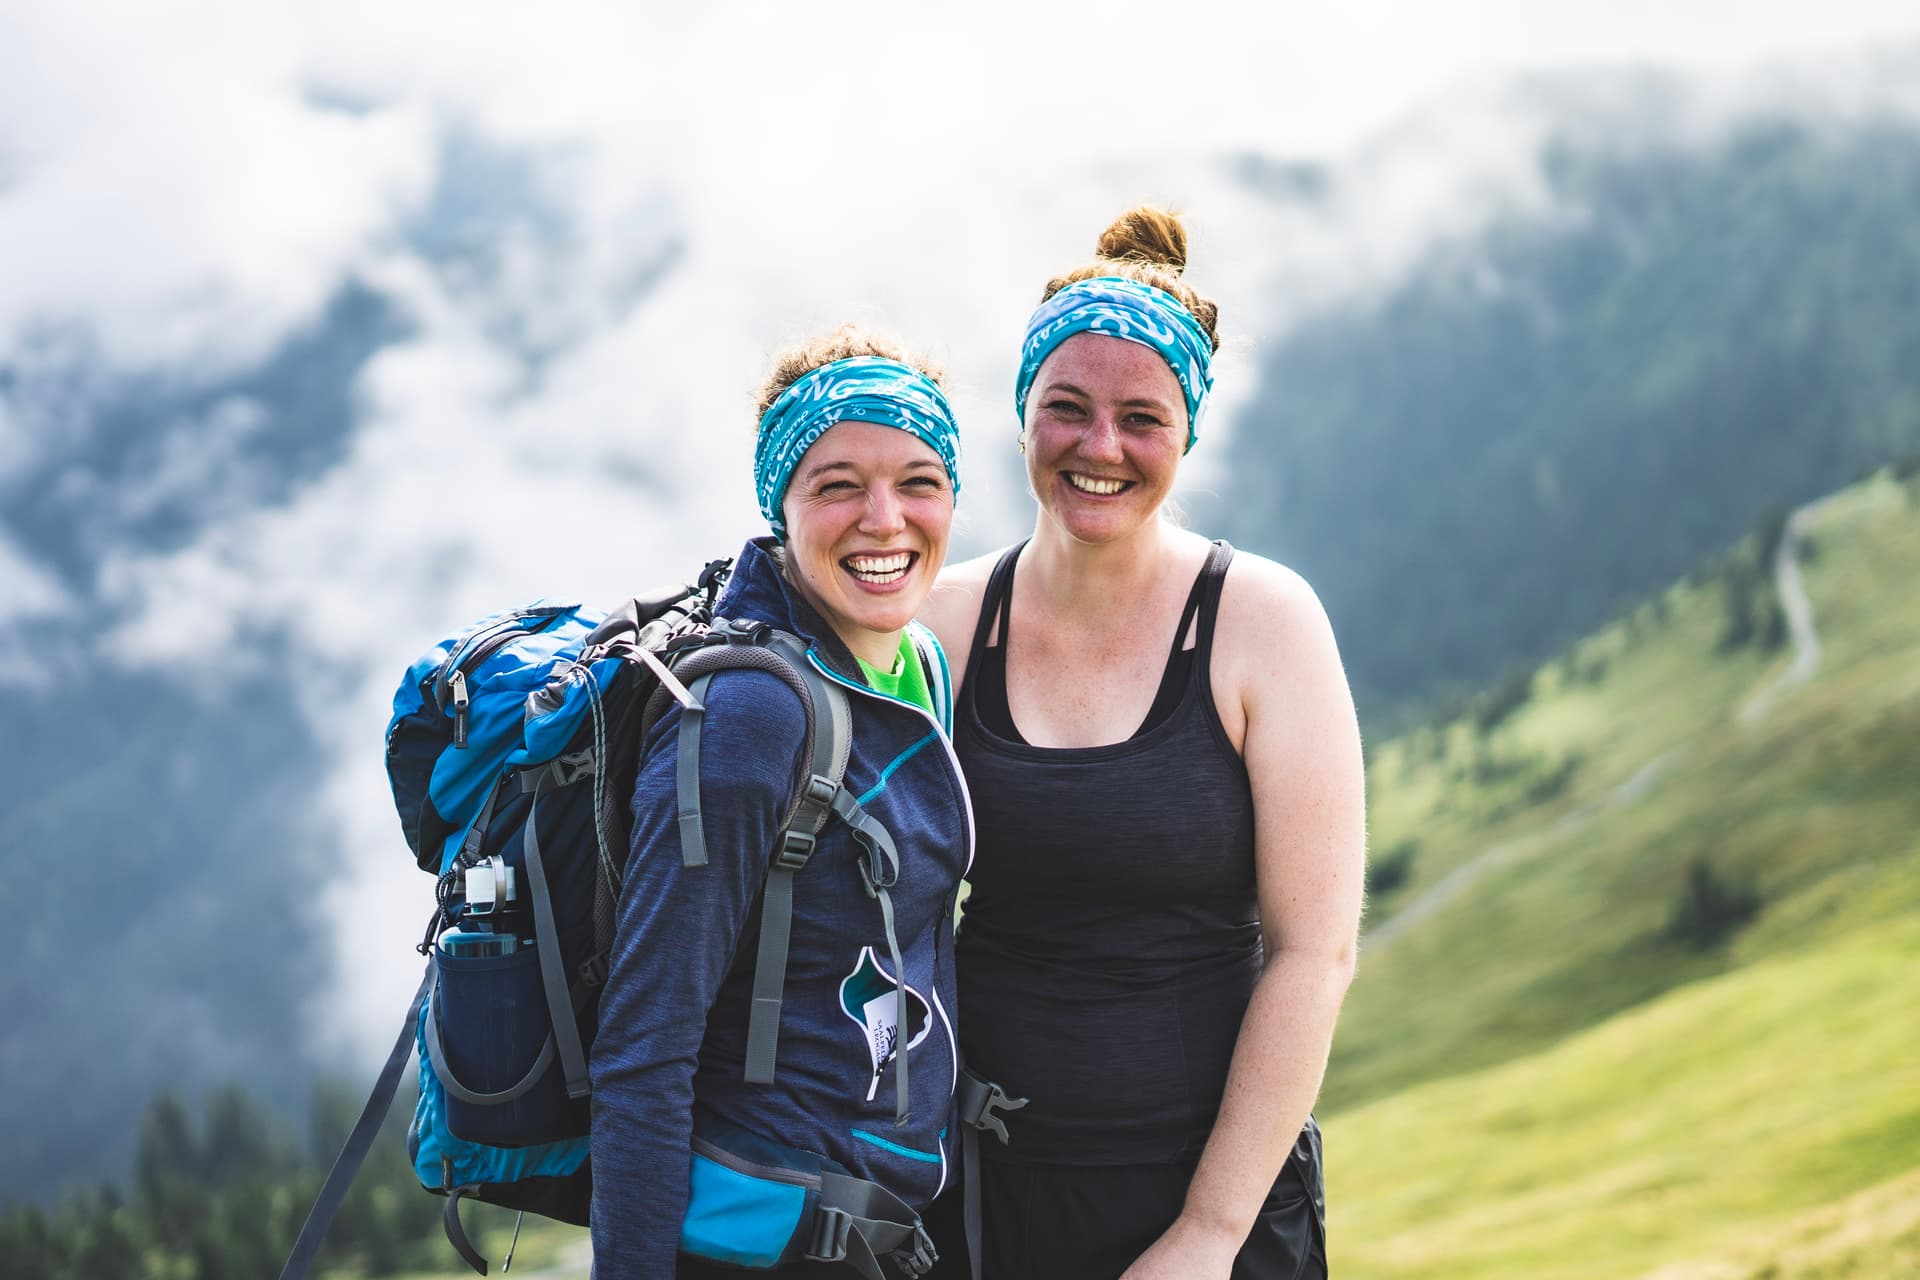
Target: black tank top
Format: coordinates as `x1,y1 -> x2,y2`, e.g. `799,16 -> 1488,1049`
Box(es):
953,540 -> 1261,1165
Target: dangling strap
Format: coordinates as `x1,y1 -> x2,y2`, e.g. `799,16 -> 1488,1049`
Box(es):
276,964 -> 432,1280
832,785 -> 911,1126
519,763 -> 593,1101
954,1065 -> 1028,1280
441,1178 -> 490,1275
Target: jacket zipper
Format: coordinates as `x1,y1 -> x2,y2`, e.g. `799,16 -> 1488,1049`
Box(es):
805,647 -> 974,1190
804,650 -> 976,877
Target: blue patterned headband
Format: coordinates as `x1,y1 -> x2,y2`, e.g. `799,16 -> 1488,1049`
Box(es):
1014,276 -> 1215,452
754,356 -> 961,538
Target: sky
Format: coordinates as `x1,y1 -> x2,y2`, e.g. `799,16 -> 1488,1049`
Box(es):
4,0 -> 1920,1063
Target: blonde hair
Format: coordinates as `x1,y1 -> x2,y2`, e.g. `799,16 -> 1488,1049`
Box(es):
755,323 -> 947,421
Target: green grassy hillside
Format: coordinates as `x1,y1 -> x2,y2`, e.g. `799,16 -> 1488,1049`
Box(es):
1326,472 -> 1920,1276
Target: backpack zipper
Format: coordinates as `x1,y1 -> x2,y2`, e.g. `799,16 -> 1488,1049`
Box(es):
432,604 -> 577,747
688,1136 -> 823,1191
447,670 -> 471,748
432,605 -> 574,700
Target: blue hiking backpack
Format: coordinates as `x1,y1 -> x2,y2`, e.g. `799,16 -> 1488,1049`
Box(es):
278,561 -> 955,1280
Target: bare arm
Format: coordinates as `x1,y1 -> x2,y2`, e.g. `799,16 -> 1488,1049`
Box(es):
1121,557 -> 1366,1279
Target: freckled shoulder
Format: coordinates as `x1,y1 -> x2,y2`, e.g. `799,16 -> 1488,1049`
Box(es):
920,548 -> 1006,694
1213,549 -> 1347,719
1218,549 -> 1322,628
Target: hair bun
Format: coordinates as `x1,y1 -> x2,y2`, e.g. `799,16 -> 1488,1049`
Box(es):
1094,206 -> 1188,274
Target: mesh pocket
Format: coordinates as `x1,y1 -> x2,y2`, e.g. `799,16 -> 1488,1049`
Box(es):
431,945 -> 589,1147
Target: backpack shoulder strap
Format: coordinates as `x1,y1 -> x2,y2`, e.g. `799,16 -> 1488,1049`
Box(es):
757,635 -> 912,1124
658,627 -> 853,1088
662,636 -> 821,869
743,631 -> 850,1085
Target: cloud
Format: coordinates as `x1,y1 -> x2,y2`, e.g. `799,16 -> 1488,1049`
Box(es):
0,525 -> 70,643
0,2 -> 434,377
8,1 -> 1920,1063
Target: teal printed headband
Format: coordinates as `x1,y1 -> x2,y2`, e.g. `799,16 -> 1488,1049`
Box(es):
1015,276 -> 1215,452
754,356 -> 961,538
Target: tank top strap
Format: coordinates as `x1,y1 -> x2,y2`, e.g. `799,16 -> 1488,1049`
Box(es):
1164,556 -> 1211,663
966,541 -> 1029,665
1192,540 -> 1235,667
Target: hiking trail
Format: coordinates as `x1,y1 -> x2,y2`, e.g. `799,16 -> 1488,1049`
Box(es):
1739,498 -> 1833,724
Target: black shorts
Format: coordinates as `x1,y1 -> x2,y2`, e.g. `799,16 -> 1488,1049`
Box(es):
677,1254 -> 881,1279
922,1120 -> 1326,1280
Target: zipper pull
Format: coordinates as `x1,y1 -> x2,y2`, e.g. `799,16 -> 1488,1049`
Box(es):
449,669 -> 470,748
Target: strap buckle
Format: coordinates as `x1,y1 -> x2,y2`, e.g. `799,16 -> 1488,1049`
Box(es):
957,1069 -> 1030,1145
774,828 -> 817,871
714,617 -> 773,646
855,854 -> 893,899
807,1206 -> 854,1263
892,1224 -> 939,1277
551,749 -> 597,786
853,832 -> 896,898
802,773 -> 839,810
520,749 -> 597,793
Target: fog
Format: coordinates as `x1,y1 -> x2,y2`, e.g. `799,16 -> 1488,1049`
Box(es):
4,0 -> 1917,1070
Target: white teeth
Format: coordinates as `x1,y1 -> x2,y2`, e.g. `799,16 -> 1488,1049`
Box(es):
846,552 -> 913,583
1068,473 -> 1127,495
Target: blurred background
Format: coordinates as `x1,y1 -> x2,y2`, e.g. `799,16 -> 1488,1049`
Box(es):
4,3 -> 1918,1276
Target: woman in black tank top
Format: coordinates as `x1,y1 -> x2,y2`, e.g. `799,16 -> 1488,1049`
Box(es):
919,209 -> 1366,1280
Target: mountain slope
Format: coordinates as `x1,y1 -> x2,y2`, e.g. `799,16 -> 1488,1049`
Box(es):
1213,120 -> 1920,718
1324,472 -> 1920,1276
1330,919 -> 1920,1278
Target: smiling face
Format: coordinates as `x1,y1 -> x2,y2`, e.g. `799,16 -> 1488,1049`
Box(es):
780,420 -> 956,668
1023,331 -> 1188,546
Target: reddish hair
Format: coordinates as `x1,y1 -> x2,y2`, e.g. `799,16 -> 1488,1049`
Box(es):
1040,206 -> 1220,352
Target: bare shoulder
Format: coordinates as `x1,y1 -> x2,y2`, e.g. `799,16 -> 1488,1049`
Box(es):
1213,549 -> 1352,727
933,546 -> 1005,594
919,548 -> 1006,690
1216,549 -> 1366,960
1217,549 -> 1338,661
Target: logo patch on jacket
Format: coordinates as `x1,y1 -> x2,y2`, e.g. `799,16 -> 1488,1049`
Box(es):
839,946 -> 931,1101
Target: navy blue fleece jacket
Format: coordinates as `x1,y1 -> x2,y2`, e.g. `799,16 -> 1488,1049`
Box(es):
589,538 -> 972,1278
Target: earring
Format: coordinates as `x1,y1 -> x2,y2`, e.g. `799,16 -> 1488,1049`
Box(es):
1017,431 -> 1027,455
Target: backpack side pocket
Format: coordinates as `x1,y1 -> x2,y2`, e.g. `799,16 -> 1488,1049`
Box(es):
428,943 -> 590,1147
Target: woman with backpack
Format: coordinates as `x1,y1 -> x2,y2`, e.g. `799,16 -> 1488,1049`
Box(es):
591,327 -> 973,1278
919,209 -> 1366,1279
